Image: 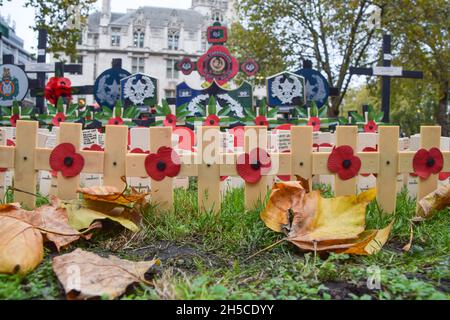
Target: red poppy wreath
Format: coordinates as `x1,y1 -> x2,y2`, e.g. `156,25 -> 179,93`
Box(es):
236,148 -> 272,184
49,143 -> 85,178
145,147 -> 181,181
327,145 -> 361,180
413,148 -> 443,179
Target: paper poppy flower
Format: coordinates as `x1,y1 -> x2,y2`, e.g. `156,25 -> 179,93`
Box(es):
10,114 -> 20,127
364,120 -> 378,133
49,143 -> 85,178
361,146 -> 378,177
83,144 -> 103,151
439,172 -> 450,181
6,139 -> 15,146
204,114 -> 220,126
52,112 -> 66,127
308,117 -> 321,132
254,116 -> 269,127
313,143 -> 333,152
236,148 -> 272,184
163,114 -> 177,127
45,77 -> 72,104
108,117 -> 123,126
274,124 -> 292,131
413,148 -> 443,179
145,146 -> 181,181
327,145 -> 361,180
130,148 -> 149,154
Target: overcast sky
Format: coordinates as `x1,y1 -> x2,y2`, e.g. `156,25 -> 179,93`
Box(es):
1,0 -> 192,52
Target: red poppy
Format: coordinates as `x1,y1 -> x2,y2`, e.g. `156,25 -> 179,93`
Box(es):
204,114 -> 220,126
108,117 -> 124,126
220,176 -> 228,182
236,148 -> 272,184
274,124 -> 292,131
83,144 -> 103,151
145,146 -> 181,181
10,114 -> 20,127
52,112 -> 66,127
49,143 -> 85,178
361,146 -> 378,177
327,145 -> 361,180
45,77 -> 72,105
308,117 -> 321,132
130,148 -> 149,154
254,116 -> 269,127
439,172 -> 450,181
413,148 -> 443,179
164,114 -> 177,127
6,139 -> 15,147
364,120 -> 378,133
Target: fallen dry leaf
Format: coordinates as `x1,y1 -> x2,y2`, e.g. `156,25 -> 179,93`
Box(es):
261,183 -> 392,255
0,205 -> 43,275
52,248 -> 159,300
78,184 -> 148,207
403,184 -> 449,251
64,202 -> 139,232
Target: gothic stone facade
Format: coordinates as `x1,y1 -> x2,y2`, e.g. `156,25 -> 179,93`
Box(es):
64,0 -> 234,105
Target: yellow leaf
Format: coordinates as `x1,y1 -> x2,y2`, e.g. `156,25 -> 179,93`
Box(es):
64,202 -> 139,232
416,184 -> 450,218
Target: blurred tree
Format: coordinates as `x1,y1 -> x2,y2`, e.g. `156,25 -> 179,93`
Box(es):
230,0 -> 381,116
0,0 -> 96,59
382,0 -> 449,136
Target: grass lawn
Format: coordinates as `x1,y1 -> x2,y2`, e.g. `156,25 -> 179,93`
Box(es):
0,182 -> 449,300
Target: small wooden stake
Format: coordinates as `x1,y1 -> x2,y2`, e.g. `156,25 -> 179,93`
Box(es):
417,126 -> 441,201
14,121 -> 38,208
197,126 -> 221,214
377,126 -> 399,214
244,126 -> 268,209
56,123 -> 82,200
150,127 -> 173,211
335,126 -> 358,196
104,125 -> 128,190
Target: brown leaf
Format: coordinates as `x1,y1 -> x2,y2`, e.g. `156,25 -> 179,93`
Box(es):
416,184 -> 450,218
52,249 -> 159,300
261,183 -> 392,255
78,185 -> 148,207
0,206 -> 44,275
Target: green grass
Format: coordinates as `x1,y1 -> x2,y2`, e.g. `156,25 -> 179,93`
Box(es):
0,184 -> 449,300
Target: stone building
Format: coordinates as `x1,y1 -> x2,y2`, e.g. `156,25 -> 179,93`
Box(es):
67,0 -> 235,105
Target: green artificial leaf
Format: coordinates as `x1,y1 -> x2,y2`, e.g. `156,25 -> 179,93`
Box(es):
1,107 -> 12,116
208,96 -> 217,115
21,106 -> 34,116
218,106 -> 231,116
318,106 -> 328,118
114,102 -> 123,118
123,106 -> 135,118
310,102 -> 319,117
244,106 -> 256,118
57,97 -> 65,113
66,104 -> 78,116
295,106 -> 308,118
47,104 -> 57,115
161,99 -> 172,115
268,108 -> 278,118
259,99 -> 267,116
102,107 -> 113,118
12,101 -> 20,115
350,112 -> 365,123
176,110 -> 190,120
377,112 -> 385,122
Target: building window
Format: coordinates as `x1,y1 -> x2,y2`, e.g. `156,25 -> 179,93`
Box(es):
134,31 -> 145,48
132,57 -> 145,73
166,59 -> 179,79
69,56 -> 83,75
164,89 -> 176,98
168,30 -> 180,50
111,28 -> 121,47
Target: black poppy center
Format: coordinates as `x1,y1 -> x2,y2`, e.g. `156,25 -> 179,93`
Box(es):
114,120 -> 119,125
64,156 -> 74,167
426,157 -> 435,168
58,118 -> 62,122
210,119 -> 215,125
342,159 -> 352,169
369,126 -> 374,130
168,119 -> 173,123
157,161 -> 167,171
251,161 -> 261,171
260,121 -> 265,125
312,122 -> 317,126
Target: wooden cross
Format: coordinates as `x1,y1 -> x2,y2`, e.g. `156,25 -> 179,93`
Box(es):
350,34 -> 423,123
24,29 -> 93,113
